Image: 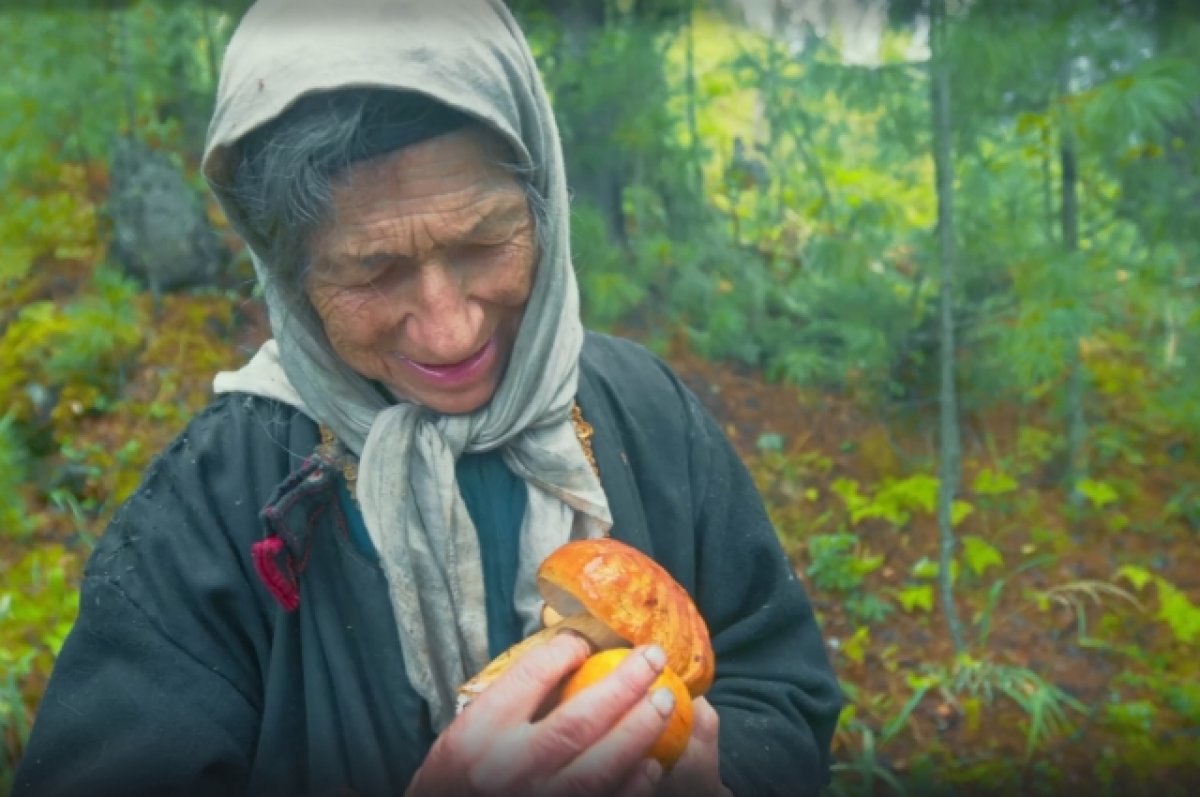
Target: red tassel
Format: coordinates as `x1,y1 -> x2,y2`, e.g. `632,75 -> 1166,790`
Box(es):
251,536 -> 300,611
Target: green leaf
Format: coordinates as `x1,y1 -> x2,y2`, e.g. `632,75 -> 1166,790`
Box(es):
1104,700 -> 1157,735
881,677 -> 934,743
831,478 -> 870,522
962,535 -> 1004,577
951,499 -> 975,527
972,467 -> 1018,496
1155,580 -> 1200,645
895,584 -> 934,614
1077,478 -> 1119,509
841,626 -> 871,665
0,245 -> 33,284
1115,565 -> 1154,592
912,557 -> 939,580
880,474 -> 940,515
852,551 -> 885,577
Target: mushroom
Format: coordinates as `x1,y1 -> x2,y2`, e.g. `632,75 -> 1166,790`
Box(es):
456,538 -> 714,712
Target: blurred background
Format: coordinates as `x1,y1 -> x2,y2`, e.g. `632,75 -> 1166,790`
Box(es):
2,0 -> 1198,794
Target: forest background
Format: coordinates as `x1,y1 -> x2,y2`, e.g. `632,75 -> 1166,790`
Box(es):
1,0 -> 1198,794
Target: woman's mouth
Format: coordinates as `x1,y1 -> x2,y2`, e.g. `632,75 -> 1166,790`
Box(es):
396,337 -> 498,389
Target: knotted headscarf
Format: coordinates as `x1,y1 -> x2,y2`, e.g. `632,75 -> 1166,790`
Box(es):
201,0 -> 612,731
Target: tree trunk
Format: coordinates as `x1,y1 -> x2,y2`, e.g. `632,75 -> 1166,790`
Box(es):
201,3 -> 220,91
118,10 -> 139,141
930,0 -> 966,655
685,0 -> 702,196
551,0 -> 629,245
1060,84 -> 1087,507
1042,128 -> 1055,245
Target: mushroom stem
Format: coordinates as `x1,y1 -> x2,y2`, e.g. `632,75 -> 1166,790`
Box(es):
456,612 -> 626,713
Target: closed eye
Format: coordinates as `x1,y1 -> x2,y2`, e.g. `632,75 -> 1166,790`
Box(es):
356,253 -> 397,273
452,240 -> 511,267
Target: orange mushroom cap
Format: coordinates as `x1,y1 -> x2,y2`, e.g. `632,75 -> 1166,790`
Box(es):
537,538 -> 714,697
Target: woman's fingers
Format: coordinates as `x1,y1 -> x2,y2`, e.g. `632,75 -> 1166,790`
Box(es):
526,644 -> 668,776
464,631 -> 592,728
427,640 -> 678,796
656,698 -> 726,797
609,759 -> 665,797
416,634 -> 593,795
691,696 -> 720,744
542,690 -> 673,796
538,670 -> 676,795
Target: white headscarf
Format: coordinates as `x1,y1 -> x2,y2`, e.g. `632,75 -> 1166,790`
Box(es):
201,0 -> 612,731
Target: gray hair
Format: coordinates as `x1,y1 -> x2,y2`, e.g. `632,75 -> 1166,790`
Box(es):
231,88 -> 548,311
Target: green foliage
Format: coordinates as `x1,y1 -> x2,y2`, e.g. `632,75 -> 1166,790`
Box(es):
833,476 -> 925,528
960,536 -> 1004,578
3,4 -> 1199,796
803,527 -> 894,624
911,557 -> 940,581
528,0 -> 1200,438
0,546 -> 79,675
2,3 -> 226,171
0,165 -> 98,295
831,474 -> 975,531
1076,478 -> 1119,510
1117,566 -> 1200,645
1077,56 -> 1199,145
573,205 -> 648,329
845,594 -> 894,625
828,717 -> 908,797
1014,427 -> 1057,475
0,413 -> 34,538
0,268 -> 146,431
806,532 -> 881,593
971,467 -> 1018,496
894,584 -> 933,614
52,270 -> 143,384
838,626 -> 872,667
1163,484 -> 1200,532
1102,698 -> 1157,736
0,545 -> 81,785
1029,578 -> 1141,643
883,655 -> 1088,761
964,664 -> 1087,762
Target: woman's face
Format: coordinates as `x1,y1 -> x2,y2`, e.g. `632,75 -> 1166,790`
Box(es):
306,127 -> 537,416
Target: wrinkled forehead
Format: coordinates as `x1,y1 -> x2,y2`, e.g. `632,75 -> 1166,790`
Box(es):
322,129 -> 531,234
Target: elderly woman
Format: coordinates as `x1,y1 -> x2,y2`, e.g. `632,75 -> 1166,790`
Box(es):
15,1 -> 841,796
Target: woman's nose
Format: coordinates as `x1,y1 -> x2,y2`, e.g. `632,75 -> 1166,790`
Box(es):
400,260 -> 478,357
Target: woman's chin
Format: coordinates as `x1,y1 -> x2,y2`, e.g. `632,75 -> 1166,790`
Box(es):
385,379 -> 499,416
426,391 -> 496,416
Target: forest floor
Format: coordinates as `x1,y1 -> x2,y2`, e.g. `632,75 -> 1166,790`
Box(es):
5,287 -> 1200,797
666,338 -> 1200,796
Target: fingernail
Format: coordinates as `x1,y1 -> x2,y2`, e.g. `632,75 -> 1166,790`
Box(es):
644,758 -> 664,783
650,686 -> 675,716
643,644 -> 667,671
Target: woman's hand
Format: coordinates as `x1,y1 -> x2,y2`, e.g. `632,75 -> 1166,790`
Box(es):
656,698 -> 731,797
405,633 -> 676,797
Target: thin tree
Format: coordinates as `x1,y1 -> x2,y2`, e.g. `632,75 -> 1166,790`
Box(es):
1058,58 -> 1088,508
685,0 -> 703,197
930,0 -> 966,654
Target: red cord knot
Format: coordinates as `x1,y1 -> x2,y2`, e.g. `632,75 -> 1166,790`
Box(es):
251,535 -> 300,611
